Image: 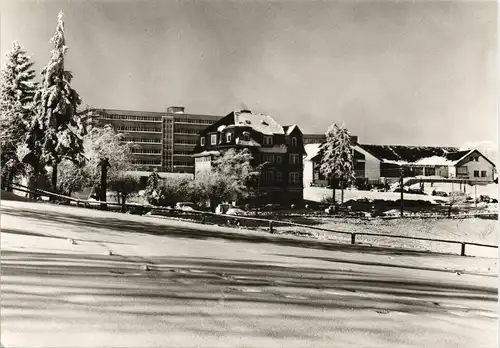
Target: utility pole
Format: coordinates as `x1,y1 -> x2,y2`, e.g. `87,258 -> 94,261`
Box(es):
474,185 -> 477,208
400,167 -> 404,217
98,158 -> 111,211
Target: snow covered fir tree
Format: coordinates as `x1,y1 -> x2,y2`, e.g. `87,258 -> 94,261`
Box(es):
25,11 -> 86,192
0,41 -> 37,189
320,123 -> 355,205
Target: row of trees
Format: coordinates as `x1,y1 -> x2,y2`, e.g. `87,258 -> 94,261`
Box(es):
144,149 -> 260,209
1,12 -> 87,193
0,11 -> 138,205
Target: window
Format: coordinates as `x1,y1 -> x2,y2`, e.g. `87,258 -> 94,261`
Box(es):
457,166 -> 468,174
291,137 -> 297,146
276,171 -> 282,181
474,170 -> 480,177
267,171 -> 274,181
481,170 -> 487,178
200,137 -> 205,146
276,156 -> 282,165
264,136 -> 273,146
210,134 -> 217,145
474,156 -> 479,162
289,172 -> 300,184
226,132 -> 232,143
265,154 -> 274,163
289,154 -> 300,165
243,133 -> 250,141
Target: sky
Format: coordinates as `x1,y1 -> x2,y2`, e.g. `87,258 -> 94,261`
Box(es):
1,0 -> 497,149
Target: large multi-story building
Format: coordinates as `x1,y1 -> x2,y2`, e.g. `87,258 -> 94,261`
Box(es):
88,106 -> 222,173
193,109 -> 306,203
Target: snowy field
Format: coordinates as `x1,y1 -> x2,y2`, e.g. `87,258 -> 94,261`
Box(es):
305,186 -> 439,203
276,217 -> 498,258
1,200 -> 497,348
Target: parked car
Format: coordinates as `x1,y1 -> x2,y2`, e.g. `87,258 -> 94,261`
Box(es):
226,208 -> 247,216
262,204 -> 281,211
175,202 -> 201,211
215,203 -> 232,215
479,195 -> 491,203
325,205 -> 337,215
432,190 -> 448,197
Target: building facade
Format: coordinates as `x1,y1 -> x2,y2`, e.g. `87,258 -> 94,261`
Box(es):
193,110 -> 306,203
88,106 -> 222,173
304,140 -> 497,188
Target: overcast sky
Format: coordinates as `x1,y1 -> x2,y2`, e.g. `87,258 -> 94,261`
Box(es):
1,0 -> 497,147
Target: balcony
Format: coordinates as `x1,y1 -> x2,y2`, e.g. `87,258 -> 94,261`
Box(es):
131,152 -> 162,156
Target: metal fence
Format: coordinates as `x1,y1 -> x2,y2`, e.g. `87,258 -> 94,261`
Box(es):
4,182 -> 498,257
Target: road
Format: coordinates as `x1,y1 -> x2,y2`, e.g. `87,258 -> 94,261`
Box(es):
1,200 -> 497,348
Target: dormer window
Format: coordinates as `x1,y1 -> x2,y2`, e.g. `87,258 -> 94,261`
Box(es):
291,137 -> 297,146
200,137 -> 205,146
264,136 -> 273,146
226,132 -> 232,143
243,133 -> 250,141
210,134 -> 217,145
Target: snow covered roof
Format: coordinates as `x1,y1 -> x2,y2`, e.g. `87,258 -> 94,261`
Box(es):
359,144 -> 459,164
233,111 -> 285,135
235,137 -> 261,147
284,124 -> 298,135
192,150 -> 220,157
304,143 -> 322,161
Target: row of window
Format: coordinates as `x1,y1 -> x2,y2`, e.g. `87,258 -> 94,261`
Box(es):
201,134 -> 300,147
174,128 -> 201,135
175,139 -> 198,145
195,156 -> 211,163
132,160 -> 161,165
123,138 -> 161,143
117,126 -> 161,133
263,153 -> 301,165
131,148 -> 161,154
262,171 -> 301,183
173,164 -> 193,167
102,114 -> 162,122
174,118 -> 214,124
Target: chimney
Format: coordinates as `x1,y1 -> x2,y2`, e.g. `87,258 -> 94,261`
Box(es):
167,106 -> 185,114
350,135 -> 358,144
240,109 -> 251,114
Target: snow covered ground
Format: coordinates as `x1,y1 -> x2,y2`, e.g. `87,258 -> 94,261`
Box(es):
1,200 -> 497,348
305,187 -> 439,203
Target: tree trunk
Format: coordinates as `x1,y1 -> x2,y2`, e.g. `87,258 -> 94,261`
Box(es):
51,162 -> 58,195
341,177 -> 344,205
121,194 -> 127,213
332,177 -> 336,205
1,172 -> 8,191
7,171 -> 15,192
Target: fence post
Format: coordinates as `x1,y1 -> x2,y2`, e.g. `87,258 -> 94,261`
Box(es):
461,243 -> 466,256
400,167 -> 404,217
351,233 -> 356,245
269,221 -> 274,234
202,214 -> 206,224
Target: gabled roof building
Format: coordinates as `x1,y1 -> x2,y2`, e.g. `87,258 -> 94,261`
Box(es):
304,139 -> 497,187
193,110 -> 306,203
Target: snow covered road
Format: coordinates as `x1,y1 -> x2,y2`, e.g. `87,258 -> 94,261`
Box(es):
1,201 -> 497,348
